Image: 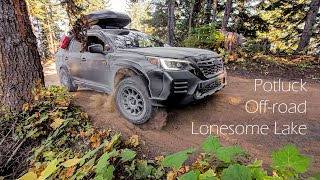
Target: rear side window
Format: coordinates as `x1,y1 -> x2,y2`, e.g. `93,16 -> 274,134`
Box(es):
69,40 -> 81,52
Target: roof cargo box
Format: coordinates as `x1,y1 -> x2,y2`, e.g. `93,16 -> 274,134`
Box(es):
85,10 -> 131,28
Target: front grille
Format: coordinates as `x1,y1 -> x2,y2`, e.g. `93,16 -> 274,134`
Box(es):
173,81 -> 188,93
197,58 -> 223,78
198,79 -> 222,95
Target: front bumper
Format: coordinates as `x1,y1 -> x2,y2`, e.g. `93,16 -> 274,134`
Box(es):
147,69 -> 227,106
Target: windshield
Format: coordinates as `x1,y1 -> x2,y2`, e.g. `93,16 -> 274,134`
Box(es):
106,30 -> 164,49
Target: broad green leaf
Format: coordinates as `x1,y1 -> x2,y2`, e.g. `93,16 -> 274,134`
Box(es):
161,148 -> 197,171
38,158 -> 59,180
61,158 -> 81,167
215,146 -> 245,163
71,157 -> 96,180
35,162 -> 42,169
247,159 -> 263,167
221,164 -> 251,180
135,160 -> 153,179
194,169 -> 201,177
34,114 -> 48,125
95,150 -> 118,174
201,136 -> 221,153
271,144 -> 311,173
250,168 -> 267,180
18,172 -> 37,180
119,149 -> 136,162
102,165 -> 115,180
179,170 -> 197,180
26,128 -> 38,138
79,141 -> 107,166
95,175 -> 104,180
43,151 -> 54,158
199,169 -> 217,180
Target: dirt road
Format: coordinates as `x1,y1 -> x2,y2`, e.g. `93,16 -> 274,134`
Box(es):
45,63 -> 320,174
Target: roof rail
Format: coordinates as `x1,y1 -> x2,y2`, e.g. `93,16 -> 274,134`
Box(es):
89,24 -> 123,30
90,25 -> 103,30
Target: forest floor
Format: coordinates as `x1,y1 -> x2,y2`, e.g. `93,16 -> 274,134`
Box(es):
44,59 -> 320,174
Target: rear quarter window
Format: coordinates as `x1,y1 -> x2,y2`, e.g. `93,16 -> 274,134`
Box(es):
69,40 -> 81,52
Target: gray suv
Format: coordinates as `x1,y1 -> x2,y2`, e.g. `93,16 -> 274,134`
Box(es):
55,11 -> 226,124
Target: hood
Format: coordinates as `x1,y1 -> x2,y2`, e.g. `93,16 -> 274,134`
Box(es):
118,47 -> 220,60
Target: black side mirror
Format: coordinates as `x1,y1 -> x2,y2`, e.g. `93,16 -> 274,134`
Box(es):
88,44 -> 104,54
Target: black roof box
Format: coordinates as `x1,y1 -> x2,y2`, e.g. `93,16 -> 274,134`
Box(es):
85,10 -> 131,28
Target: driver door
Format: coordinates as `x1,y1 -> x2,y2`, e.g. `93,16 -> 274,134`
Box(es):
80,33 -> 112,92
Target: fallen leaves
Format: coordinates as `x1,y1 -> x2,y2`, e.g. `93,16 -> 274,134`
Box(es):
50,118 -> 64,129
18,171 -> 37,180
90,134 -> 101,148
63,166 -> 76,178
61,158 -> 82,167
81,112 -> 89,119
104,133 -> 121,152
23,103 -> 33,112
155,156 -> 164,163
166,170 -> 175,180
125,135 -> 139,147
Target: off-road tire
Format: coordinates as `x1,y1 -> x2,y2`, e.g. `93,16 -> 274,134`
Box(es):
59,68 -> 78,92
116,76 -> 152,124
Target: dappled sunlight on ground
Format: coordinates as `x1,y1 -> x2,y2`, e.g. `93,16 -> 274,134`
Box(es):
43,61 -> 60,86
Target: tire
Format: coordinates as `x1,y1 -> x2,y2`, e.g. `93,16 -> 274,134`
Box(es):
59,68 -> 78,92
116,76 -> 152,124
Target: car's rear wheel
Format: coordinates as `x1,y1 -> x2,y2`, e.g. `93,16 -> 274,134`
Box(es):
59,68 -> 78,92
116,76 -> 152,124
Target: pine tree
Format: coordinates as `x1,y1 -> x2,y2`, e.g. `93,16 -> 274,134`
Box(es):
0,0 -> 44,111
295,0 -> 320,53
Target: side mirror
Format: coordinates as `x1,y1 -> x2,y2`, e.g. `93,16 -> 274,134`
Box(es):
88,44 -> 104,54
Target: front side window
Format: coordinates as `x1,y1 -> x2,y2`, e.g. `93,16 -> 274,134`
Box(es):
107,30 -> 163,49
87,35 -> 112,51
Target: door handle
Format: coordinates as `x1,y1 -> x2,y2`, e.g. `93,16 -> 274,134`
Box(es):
102,60 -> 108,65
81,57 -> 86,61
64,57 -> 68,61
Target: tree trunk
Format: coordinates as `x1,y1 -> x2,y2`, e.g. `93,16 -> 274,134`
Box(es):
221,0 -> 232,32
167,0 -> 175,46
47,2 -> 56,57
0,0 -> 44,112
188,0 -> 195,34
295,0 -> 320,54
211,0 -> 218,25
205,0 -> 212,24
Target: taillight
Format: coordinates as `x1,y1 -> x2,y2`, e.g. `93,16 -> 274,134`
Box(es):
59,35 -> 69,49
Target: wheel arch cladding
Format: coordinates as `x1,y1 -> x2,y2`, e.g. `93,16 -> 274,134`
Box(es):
59,66 -> 70,74
113,66 -> 151,96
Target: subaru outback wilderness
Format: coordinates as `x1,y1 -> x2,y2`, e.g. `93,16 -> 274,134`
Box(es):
55,10 -> 226,124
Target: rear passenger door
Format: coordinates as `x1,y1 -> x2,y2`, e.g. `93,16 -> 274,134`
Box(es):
66,39 -> 82,80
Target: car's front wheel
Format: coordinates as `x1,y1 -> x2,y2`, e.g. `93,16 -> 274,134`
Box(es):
116,76 -> 152,124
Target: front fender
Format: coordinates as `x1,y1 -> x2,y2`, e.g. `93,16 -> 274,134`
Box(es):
110,60 -> 153,95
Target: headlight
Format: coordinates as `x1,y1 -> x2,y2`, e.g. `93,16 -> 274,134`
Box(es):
147,57 -> 191,70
